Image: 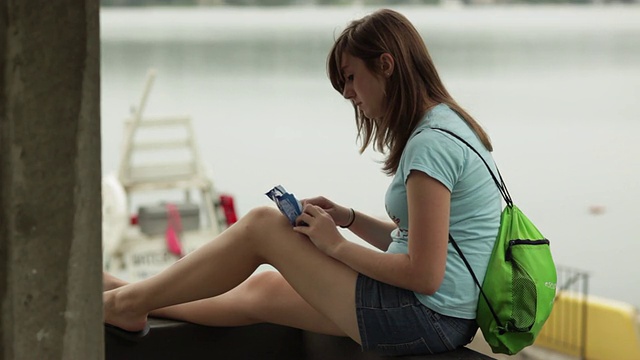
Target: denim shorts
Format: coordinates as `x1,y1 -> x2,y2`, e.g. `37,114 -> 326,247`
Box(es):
355,273 -> 478,356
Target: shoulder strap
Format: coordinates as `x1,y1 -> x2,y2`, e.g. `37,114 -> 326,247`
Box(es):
449,233 -> 502,328
430,127 -> 505,328
431,128 -> 512,206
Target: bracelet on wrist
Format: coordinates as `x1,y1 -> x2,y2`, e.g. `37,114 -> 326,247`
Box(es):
339,208 -> 356,229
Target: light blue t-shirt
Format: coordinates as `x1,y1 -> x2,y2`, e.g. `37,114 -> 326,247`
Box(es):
384,104 -> 501,319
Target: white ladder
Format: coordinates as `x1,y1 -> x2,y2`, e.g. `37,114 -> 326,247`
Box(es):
117,69 -> 222,232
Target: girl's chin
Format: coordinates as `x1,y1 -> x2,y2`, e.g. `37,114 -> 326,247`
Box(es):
358,106 -> 383,120
361,109 -> 381,120
367,114 -> 383,122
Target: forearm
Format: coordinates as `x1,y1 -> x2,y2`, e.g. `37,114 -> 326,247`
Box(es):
329,240 -> 439,295
344,209 -> 396,251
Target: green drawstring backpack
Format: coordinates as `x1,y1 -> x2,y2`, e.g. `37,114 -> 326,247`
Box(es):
433,128 -> 558,355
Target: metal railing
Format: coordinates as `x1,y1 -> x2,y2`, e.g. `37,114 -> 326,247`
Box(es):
537,265 -> 590,359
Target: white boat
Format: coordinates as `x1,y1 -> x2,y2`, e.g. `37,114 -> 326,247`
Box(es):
102,69 -> 237,281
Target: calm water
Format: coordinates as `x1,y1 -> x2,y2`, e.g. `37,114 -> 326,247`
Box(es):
100,5 -> 640,307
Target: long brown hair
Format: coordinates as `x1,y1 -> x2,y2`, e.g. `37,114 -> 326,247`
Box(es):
327,9 -> 492,175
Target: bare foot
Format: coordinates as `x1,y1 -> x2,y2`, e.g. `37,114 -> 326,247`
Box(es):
103,272 -> 129,291
103,287 -> 148,332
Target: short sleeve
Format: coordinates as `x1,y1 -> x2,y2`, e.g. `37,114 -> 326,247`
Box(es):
401,130 -> 466,190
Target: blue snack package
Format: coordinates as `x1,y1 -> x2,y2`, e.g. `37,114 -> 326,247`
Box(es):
265,185 -> 303,226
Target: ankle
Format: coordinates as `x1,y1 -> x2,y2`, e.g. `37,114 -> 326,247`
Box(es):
111,285 -> 144,316
104,286 -> 149,331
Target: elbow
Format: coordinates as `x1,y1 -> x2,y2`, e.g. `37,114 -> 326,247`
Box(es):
408,273 -> 443,296
413,283 -> 439,296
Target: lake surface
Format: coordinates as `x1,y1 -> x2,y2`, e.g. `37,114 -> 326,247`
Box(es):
100,5 -> 640,307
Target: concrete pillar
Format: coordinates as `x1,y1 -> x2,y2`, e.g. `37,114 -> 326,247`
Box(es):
0,1 -> 102,359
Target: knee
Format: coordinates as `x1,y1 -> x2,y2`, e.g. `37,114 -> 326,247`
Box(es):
245,206 -> 282,222
244,270 -> 284,295
232,206 -> 300,264
241,271 -> 288,320
239,206 -> 290,236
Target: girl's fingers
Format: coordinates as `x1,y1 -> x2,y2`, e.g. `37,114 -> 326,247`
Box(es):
303,196 -> 333,210
296,212 -> 313,226
304,204 -> 328,217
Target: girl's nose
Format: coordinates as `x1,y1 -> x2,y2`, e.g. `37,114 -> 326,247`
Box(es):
342,84 -> 354,100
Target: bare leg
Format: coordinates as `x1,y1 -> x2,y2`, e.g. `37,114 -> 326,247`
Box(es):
104,271 -> 345,336
103,272 -> 127,291
104,207 -> 361,343
155,271 -> 345,336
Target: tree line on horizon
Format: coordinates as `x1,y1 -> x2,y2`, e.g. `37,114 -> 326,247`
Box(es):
101,0 -> 636,6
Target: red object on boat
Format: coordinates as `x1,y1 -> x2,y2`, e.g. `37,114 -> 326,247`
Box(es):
219,194 -> 238,226
165,203 -> 184,258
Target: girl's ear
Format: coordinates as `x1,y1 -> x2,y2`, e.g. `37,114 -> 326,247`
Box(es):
379,53 -> 395,78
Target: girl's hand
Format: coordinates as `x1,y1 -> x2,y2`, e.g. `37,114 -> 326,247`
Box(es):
301,196 -> 352,228
293,203 -> 345,255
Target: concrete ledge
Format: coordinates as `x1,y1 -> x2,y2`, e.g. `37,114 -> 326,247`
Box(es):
106,318 -> 494,359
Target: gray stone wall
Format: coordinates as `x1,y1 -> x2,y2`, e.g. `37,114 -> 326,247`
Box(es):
0,1 -> 103,359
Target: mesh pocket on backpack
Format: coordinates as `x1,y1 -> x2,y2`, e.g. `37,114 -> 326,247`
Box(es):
509,258 -> 537,332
